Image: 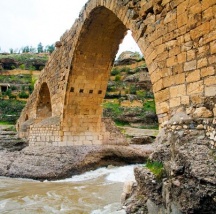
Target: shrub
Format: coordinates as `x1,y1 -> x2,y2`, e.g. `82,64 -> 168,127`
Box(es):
120,67 -> 130,73
11,65 -> 16,70
115,75 -> 121,81
145,160 -> 164,180
103,102 -> 123,118
0,99 -> 26,123
111,68 -> 120,76
129,85 -> 137,94
143,100 -> 156,113
19,64 -> 26,70
11,85 -> 17,91
19,91 -> 29,99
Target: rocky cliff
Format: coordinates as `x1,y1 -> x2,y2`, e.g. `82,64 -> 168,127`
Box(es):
122,113 -> 216,213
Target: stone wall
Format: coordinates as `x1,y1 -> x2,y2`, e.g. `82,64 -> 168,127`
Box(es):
17,0 -> 216,146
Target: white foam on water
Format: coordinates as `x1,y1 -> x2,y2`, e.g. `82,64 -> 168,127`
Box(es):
54,167 -> 110,182
105,165 -> 136,183
53,165 -> 138,183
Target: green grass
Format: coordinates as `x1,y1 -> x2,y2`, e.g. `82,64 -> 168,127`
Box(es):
143,100 -> 156,113
145,160 -> 164,180
0,74 -> 32,84
0,121 -> 15,125
103,102 -> 123,118
0,99 -> 26,123
0,53 -> 48,63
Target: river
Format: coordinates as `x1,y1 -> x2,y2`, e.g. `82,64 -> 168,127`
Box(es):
0,165 -> 138,214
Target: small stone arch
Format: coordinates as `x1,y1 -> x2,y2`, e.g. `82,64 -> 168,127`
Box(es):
25,114 -> 29,121
36,82 -> 52,120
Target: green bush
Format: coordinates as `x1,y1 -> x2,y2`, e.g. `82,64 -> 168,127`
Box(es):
11,65 -> 16,70
111,68 -> 120,76
143,100 -> 156,113
0,99 -> 26,123
115,75 -> 121,81
129,85 -> 137,94
145,160 -> 164,180
120,67 -> 130,73
19,64 -> 26,70
136,90 -> 146,100
19,91 -> 29,99
11,85 -> 17,91
103,102 -> 123,118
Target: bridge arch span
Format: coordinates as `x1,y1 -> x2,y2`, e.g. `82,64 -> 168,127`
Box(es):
17,0 -> 216,146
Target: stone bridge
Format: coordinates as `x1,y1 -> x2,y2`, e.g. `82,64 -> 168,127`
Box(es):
17,0 -> 216,146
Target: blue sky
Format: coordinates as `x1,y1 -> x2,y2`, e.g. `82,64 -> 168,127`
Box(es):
0,0 -> 141,56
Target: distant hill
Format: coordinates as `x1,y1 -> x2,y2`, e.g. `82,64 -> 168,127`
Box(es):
0,51 -> 158,129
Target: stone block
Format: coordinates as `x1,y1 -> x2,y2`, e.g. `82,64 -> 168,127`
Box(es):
167,56 -> 178,67
186,49 -> 196,60
177,1 -> 189,15
177,52 -> 186,63
191,95 -> 205,104
187,81 -> 204,95
197,58 -> 208,68
205,86 -> 216,96
154,88 -> 170,103
181,96 -> 190,105
177,13 -> 188,28
204,76 -> 216,86
202,7 -> 213,21
193,107 -> 213,118
170,97 -> 181,108
157,101 -> 169,114
184,60 -> 197,71
164,10 -> 177,24
170,84 -> 186,98
201,0 -> 216,10
190,22 -> 210,40
174,73 -> 185,84
201,66 -> 215,77
186,69 -> 200,83
210,41 -> 216,54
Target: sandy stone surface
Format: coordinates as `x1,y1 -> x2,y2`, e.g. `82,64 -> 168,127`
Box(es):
0,144 -> 154,180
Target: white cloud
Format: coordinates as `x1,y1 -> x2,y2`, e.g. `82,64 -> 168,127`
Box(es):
0,0 -> 141,55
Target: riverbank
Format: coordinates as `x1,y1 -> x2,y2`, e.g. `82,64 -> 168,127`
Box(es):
0,144 -> 154,180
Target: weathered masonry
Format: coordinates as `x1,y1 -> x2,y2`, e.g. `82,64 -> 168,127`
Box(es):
17,0 -> 216,146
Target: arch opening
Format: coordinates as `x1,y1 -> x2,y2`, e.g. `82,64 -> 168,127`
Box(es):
63,6 -> 127,133
36,82 -> 52,120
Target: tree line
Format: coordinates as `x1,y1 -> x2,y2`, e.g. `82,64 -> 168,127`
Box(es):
0,43 -> 55,54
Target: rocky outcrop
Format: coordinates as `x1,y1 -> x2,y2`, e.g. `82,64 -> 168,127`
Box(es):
0,144 -> 154,180
0,58 -> 18,70
123,114 -> 216,213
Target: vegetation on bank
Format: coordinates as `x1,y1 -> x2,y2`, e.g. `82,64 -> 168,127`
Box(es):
0,51 -> 159,129
0,99 -> 26,124
145,160 -> 164,180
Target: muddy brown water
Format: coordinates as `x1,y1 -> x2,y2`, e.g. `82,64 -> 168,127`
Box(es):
0,165 -> 138,214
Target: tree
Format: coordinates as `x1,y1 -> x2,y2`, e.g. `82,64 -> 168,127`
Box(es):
29,46 -> 36,53
22,46 -> 30,53
37,42 -> 43,53
9,48 -> 13,54
46,44 -> 55,54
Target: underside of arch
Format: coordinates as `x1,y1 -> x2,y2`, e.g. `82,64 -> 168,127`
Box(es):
62,6 -> 127,143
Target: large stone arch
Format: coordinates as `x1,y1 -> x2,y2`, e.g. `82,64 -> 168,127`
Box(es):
17,0 -> 216,146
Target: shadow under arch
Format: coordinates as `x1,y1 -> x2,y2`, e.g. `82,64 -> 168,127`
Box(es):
62,6 -> 129,134
36,82 -> 52,120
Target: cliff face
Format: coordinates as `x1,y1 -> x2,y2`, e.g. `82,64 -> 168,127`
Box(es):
123,114 -> 216,214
